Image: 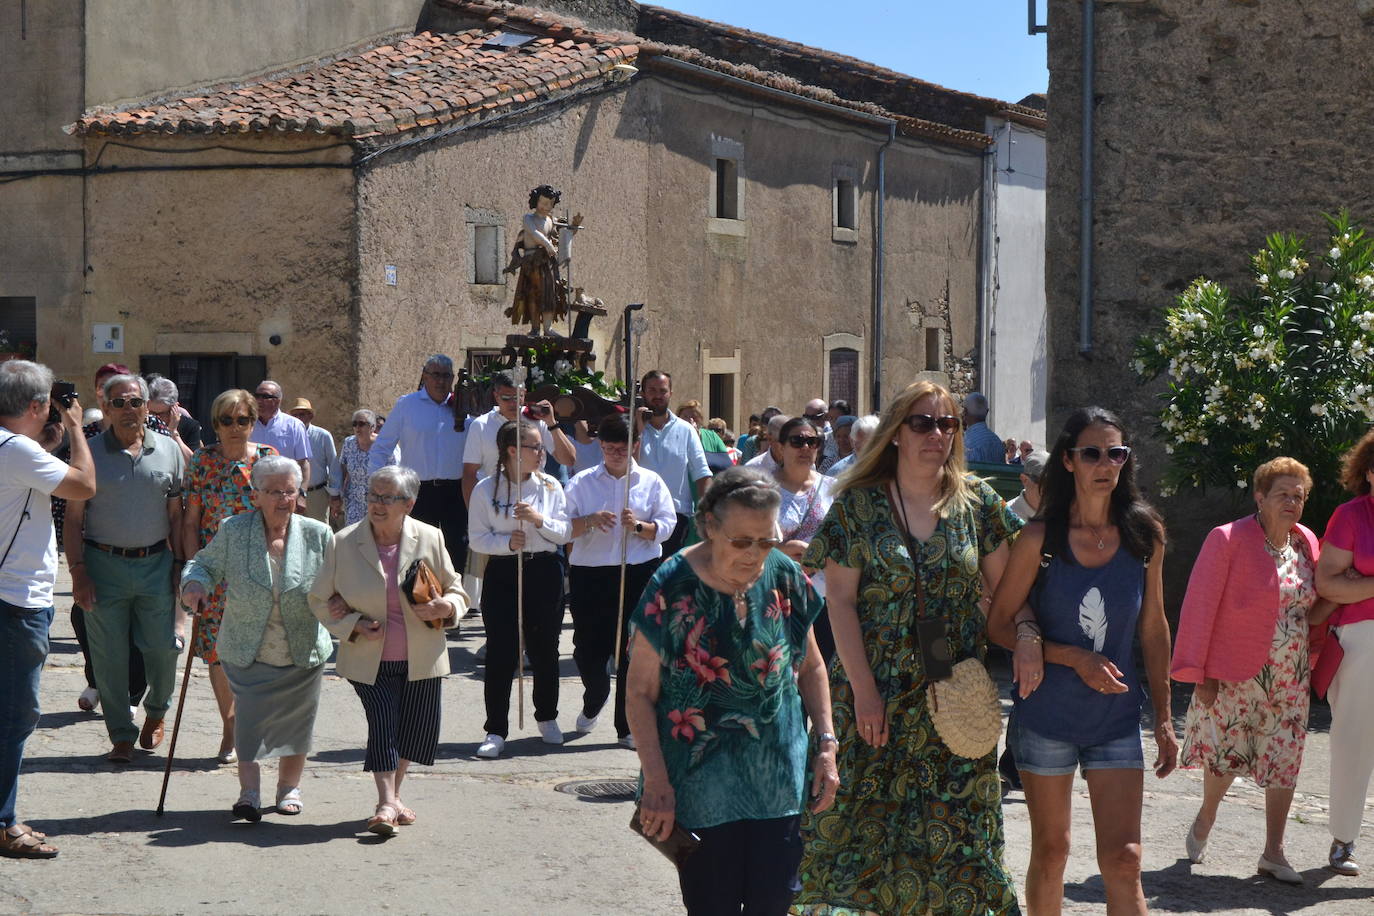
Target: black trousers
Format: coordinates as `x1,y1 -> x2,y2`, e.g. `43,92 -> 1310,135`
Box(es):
659,512 -> 691,562
70,604 -> 145,704
349,661 -> 442,772
678,815 -> 804,916
481,552 -> 564,738
568,561 -> 655,737
412,479 -> 468,574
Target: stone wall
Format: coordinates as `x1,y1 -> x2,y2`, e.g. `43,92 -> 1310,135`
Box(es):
1046,0 -> 1374,606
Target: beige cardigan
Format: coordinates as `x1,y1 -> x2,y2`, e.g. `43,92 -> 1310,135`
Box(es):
308,515 -> 468,685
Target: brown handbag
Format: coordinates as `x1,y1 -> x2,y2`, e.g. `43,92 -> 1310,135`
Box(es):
401,558 -> 447,630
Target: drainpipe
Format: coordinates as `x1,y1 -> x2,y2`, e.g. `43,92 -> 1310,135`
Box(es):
1079,0 -> 1096,356
872,121 -> 896,411
623,302 -> 644,407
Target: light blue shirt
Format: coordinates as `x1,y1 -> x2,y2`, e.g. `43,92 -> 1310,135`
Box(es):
304,424 -> 337,488
637,411 -> 711,515
824,452 -> 855,478
963,421 -> 1005,464
370,389 -> 466,480
254,412 -> 312,462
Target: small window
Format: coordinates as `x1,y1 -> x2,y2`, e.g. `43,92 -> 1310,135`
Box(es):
834,178 -> 857,230
713,158 -> 739,220
0,297 -> 37,358
471,225 -> 503,285
924,328 -> 944,371
828,348 -> 859,409
708,372 -> 736,430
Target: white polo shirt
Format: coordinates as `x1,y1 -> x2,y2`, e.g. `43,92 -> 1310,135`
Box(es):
461,407 -> 556,481
564,461 -> 677,567
0,431 -> 71,608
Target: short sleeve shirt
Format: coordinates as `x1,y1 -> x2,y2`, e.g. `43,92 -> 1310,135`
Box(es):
630,550 -> 823,830
85,428 -> 185,547
461,407 -> 555,481
1324,495 -> 1374,625
0,432 -> 71,607
253,412 -> 312,461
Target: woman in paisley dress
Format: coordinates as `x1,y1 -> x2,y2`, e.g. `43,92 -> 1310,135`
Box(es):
988,407 -> 1176,916
1172,457 -> 1332,885
772,415 -> 837,665
626,466 -> 839,915
794,380 -> 1023,916
330,409 -> 393,526
181,389 -> 278,763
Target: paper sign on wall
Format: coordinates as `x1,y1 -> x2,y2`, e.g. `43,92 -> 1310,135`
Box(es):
92,323 -> 124,353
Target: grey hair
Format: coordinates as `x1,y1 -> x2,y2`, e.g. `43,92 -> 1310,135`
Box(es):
147,376 -> 179,405
103,373 -> 149,400
694,466 -> 780,530
351,408 -> 377,427
423,354 -> 454,373
851,414 -> 881,441
0,360 -> 54,418
257,379 -> 282,397
369,465 -> 420,501
963,392 -> 990,421
251,455 -> 303,490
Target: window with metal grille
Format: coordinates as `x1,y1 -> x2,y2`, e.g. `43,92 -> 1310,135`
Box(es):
828,348 -> 859,409
0,297 -> 37,355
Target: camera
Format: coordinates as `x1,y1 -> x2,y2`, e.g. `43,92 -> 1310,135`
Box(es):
47,380 -> 78,424
522,403 -> 550,420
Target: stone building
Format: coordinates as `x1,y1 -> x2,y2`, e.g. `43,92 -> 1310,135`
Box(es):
3,0 -> 1044,437
1045,0 -> 1374,595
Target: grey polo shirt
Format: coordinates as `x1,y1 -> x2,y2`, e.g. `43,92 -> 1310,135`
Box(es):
85,427 -> 185,548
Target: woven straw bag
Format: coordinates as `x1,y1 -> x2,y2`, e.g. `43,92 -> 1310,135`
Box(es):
926,658 -> 1002,759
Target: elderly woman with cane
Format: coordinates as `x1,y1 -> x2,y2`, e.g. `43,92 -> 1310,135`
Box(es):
310,465 -> 467,835
627,466 -> 838,915
180,455 -> 333,822
468,419 -> 572,758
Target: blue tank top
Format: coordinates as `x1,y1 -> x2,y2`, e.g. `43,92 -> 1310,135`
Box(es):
1013,544 -> 1146,744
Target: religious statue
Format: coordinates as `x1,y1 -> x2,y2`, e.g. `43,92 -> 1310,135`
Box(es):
503,184 -> 583,336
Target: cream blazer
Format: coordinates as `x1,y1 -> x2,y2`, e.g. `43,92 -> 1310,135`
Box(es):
309,515 -> 468,685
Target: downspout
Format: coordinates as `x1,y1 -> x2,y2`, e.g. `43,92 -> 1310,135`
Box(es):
872,121 -> 895,411
1079,0 -> 1096,356
977,133 -> 995,419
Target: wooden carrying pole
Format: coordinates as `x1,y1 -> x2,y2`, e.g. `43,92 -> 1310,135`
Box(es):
615,303 -> 645,669
156,616 -> 200,816
514,362 -> 527,731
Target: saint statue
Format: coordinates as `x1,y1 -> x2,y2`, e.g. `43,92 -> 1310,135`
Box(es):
503,184 -> 582,336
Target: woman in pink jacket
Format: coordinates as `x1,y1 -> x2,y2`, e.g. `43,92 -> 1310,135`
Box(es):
1171,457 -> 1334,885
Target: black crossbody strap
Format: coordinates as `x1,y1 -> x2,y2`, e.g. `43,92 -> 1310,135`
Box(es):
0,434 -> 34,572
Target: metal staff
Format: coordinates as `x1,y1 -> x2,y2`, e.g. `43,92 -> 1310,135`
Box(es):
513,361 -> 527,731
156,615 -> 200,816
615,302 -> 646,669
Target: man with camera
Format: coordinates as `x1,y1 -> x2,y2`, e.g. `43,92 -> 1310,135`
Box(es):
0,361 -> 96,859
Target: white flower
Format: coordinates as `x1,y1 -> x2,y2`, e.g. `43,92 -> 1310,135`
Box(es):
1249,347 -> 1264,360
1359,274 -> 1374,290
1236,479 -> 1247,489
1252,324 -> 1265,337
553,359 -> 573,376
1311,403 -> 1329,417
1164,444 -> 1174,454
1291,256 -> 1303,269
1278,268 -> 1295,280
1332,247 -> 1343,259
1258,273 -> 1269,286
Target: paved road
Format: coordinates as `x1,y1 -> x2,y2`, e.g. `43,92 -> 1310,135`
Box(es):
3,562 -> 1372,914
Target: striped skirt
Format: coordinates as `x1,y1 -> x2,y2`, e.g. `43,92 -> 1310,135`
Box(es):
349,660 -> 442,771
222,660 -> 325,762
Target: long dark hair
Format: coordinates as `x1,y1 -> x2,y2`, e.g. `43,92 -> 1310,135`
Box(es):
1038,407 -> 1164,563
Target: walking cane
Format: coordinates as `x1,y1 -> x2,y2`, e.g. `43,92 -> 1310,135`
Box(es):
513,363 -> 527,731
156,614 -> 200,816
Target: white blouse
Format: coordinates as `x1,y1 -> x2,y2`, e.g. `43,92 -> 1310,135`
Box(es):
468,471 -> 572,556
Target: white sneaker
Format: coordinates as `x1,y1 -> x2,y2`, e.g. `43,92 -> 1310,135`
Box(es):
618,734 -> 637,750
129,706 -> 138,720
537,719 -> 564,745
78,687 -> 99,712
574,711 -> 599,733
476,734 -> 505,758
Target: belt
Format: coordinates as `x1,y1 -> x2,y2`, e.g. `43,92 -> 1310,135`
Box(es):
307,483 -> 326,492
420,478 -> 461,487
84,539 -> 168,559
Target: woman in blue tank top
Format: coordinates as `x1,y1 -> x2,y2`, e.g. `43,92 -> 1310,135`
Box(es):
988,407 -> 1177,915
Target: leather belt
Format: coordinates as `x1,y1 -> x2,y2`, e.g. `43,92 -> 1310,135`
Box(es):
420,479 -> 461,487
307,483 -> 326,492
84,539 -> 168,559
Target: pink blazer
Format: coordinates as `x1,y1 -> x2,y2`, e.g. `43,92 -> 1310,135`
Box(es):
1171,515 -> 1320,684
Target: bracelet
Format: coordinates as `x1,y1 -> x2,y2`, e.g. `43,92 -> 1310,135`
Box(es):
816,732 -> 839,747
1015,620 -> 1041,633
69,561 -> 85,569
1016,633 -> 1043,644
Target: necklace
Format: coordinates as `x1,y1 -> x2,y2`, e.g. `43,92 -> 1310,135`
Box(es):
1086,522 -> 1108,551
1256,513 -> 1292,554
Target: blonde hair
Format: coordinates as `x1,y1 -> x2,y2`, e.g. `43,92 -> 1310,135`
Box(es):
678,399 -> 704,423
1253,457 -> 1312,495
211,389 -> 257,427
835,380 -> 976,517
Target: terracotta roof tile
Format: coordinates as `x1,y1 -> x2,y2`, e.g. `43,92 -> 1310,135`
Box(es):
71,25 -> 639,138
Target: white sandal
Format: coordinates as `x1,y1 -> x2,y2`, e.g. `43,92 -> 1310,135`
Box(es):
275,786 -> 303,816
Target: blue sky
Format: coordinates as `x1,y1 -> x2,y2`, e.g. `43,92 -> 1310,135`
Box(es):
657,1 -> 1049,103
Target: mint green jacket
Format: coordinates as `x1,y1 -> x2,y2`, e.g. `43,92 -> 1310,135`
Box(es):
183,511 -> 334,668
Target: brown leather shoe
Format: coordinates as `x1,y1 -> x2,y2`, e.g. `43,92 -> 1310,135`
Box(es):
139,718 -> 164,750
107,741 -> 134,764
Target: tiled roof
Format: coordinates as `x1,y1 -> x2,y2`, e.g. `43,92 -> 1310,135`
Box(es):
71,28 -> 638,138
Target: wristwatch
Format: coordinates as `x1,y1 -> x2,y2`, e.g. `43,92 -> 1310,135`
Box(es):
634,521 -> 644,534
816,732 -> 839,747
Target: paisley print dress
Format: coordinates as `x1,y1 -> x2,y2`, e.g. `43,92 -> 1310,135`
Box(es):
793,479 -> 1023,916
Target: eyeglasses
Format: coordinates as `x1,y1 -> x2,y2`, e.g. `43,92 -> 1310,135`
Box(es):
366,491 -> 407,505
719,535 -> 783,552
904,414 -> 960,435
253,392 -> 279,400
351,420 -> 373,427
425,371 -> 454,380
519,443 -> 545,452
785,435 -> 822,449
1069,445 -> 1132,465
217,415 -> 254,427
259,488 -> 299,500
108,397 -> 146,409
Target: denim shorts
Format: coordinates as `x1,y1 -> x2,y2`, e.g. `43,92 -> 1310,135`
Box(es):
1011,718 -> 1144,776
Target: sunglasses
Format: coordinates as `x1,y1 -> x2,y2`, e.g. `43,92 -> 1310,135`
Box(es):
802,412 -> 827,421
366,492 -> 407,505
108,397 -> 146,409
720,535 -> 783,552
351,420 -> 373,427
1069,445 -> 1132,465
904,414 -> 960,435
217,415 -> 254,427
253,392 -> 279,400
786,435 -> 822,449
497,393 -> 519,402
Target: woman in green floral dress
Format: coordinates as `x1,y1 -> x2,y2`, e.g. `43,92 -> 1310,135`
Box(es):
626,466 -> 840,915
794,381 -> 1023,916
